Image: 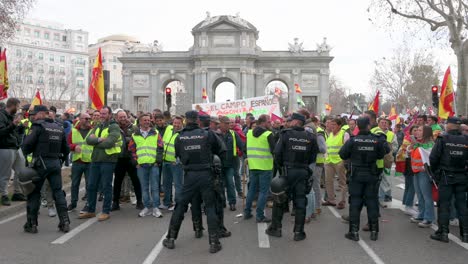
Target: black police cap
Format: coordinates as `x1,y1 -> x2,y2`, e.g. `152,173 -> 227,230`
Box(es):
357,117 -> 370,130
199,114 -> 211,122
32,105 -> 49,114
288,113 -> 306,123
185,110 -> 199,120
447,116 -> 461,125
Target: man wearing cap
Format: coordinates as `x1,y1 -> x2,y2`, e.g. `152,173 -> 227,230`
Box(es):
163,110 -> 226,253
265,113 -> 318,241
22,105 -> 71,233
218,115 -> 245,211
339,117 -> 388,241
429,117 -> 468,243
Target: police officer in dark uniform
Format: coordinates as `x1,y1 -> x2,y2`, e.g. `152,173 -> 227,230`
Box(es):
163,111 -> 226,253
22,105 -> 70,233
339,117 -> 387,241
266,113 -> 318,241
429,116 -> 468,243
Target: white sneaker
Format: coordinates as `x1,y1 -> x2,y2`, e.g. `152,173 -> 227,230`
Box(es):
158,205 -> 169,210
48,207 -> 57,217
152,208 -> 163,218
404,206 -> 418,217
138,207 -> 152,217
168,205 -> 175,211
450,219 -> 459,226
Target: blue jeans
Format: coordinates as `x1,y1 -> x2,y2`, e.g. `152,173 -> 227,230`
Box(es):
233,157 -> 242,193
244,170 -> 272,220
413,171 -> 435,222
70,162 -> 90,207
162,162 -> 183,206
87,162 -> 115,214
402,174 -> 415,206
223,167 -> 237,205
137,165 -> 161,208
378,169 -> 392,201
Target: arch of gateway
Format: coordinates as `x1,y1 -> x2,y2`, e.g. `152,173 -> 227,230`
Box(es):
119,13 -> 333,116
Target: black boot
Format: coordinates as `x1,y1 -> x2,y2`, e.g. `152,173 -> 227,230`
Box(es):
430,228 -> 449,243
163,228 -> 178,249
23,216 -> 38,234
345,223 -> 360,241
193,220 -> 204,238
111,202 -> 120,211
369,220 -> 379,241
293,231 -> 306,241
218,226 -> 232,238
209,233 -> 222,253
57,207 -> 71,233
265,224 -> 282,237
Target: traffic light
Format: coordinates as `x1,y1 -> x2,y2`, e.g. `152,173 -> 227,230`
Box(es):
165,87 -> 172,109
431,85 -> 439,108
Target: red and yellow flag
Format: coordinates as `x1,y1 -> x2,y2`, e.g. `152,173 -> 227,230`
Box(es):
274,87 -> 282,97
30,90 -> 42,108
294,83 -> 302,94
202,88 -> 207,99
0,48 -> 8,100
368,90 -> 380,114
325,103 -> 332,112
88,48 -> 104,110
438,67 -> 455,119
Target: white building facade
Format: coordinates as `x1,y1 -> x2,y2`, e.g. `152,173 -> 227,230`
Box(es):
5,18 -> 89,112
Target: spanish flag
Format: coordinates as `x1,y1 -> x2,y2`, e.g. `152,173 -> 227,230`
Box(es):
88,48 -> 104,110
0,48 -> 8,100
294,83 -> 302,94
30,90 -> 42,108
388,104 -> 398,120
325,103 -> 332,112
368,90 -> 380,114
438,67 -> 455,119
201,87 -> 209,103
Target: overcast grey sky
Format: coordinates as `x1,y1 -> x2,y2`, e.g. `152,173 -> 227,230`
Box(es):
28,0 -> 456,98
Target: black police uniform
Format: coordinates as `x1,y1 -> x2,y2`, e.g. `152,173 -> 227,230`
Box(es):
266,123 -> 318,241
163,115 -> 226,253
339,126 -> 386,241
429,125 -> 468,243
22,117 -> 70,233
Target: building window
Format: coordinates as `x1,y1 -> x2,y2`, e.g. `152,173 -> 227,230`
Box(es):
76,80 -> 84,88
60,79 -> 65,86
60,56 -> 65,63
54,33 -> 60,41
62,35 -> 67,42
34,31 -> 40,38
16,49 -> 21,57
38,53 -> 43,60
49,66 -> 54,74
38,76 -> 44,84
113,56 -> 117,62
15,75 -> 21,82
27,51 -> 32,59
59,67 -> 65,74
15,62 -> 21,71
76,68 -> 84,76
26,75 -> 33,84
77,36 -> 83,42
38,64 -> 44,73
113,65 -> 117,70
27,63 -> 33,72
44,32 -> 49,39
49,54 -> 54,62
49,78 -> 54,85
113,93 -> 117,101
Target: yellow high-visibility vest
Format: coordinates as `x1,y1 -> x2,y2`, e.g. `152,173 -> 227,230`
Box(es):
247,130 -> 273,170
163,129 -> 178,162
132,132 -> 159,165
316,127 -> 326,164
94,127 -> 122,155
229,130 -> 237,157
371,126 -> 385,169
71,128 -> 94,162
325,130 -> 345,164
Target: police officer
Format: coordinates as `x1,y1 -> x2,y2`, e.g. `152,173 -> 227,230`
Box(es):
22,105 -> 70,233
163,111 -> 226,253
338,117 -> 387,241
429,116 -> 468,243
265,113 -> 318,241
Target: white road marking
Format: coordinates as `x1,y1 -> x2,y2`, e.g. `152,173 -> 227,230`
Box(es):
257,222 -> 270,248
0,211 -> 26,225
142,231 -> 167,264
51,217 -> 98,244
328,207 -> 386,264
392,198 -> 468,250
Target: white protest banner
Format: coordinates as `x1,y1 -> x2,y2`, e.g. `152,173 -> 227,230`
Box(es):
193,95 -> 282,118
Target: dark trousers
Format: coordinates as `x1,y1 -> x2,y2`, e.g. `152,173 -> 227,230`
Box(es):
113,158 -> 142,204
27,159 -> 67,222
70,162 -> 90,207
438,183 -> 468,235
167,170 -> 219,242
348,178 -> 379,228
271,168 -> 307,232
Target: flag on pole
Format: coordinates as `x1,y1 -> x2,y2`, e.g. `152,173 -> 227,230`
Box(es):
294,83 -> 302,94
368,90 -> 380,114
274,87 -> 282,97
271,113 -> 283,123
438,67 -> 455,119
325,103 -> 332,113
88,48 -> 105,110
30,90 -> 42,108
202,87 -> 209,103
0,48 -> 9,100
388,104 -> 398,120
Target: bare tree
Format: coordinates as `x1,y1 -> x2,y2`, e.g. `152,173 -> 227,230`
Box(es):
329,75 -> 348,114
0,0 -> 35,44
369,0 -> 468,115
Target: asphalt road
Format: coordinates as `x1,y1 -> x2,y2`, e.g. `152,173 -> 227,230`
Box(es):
1,175 -> 467,264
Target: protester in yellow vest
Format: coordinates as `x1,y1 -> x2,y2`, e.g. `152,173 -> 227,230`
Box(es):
129,113 -> 164,218
377,118 -> 397,204
161,115 -> 184,209
67,113 -> 93,211
79,106 -> 122,222
244,114 -> 276,222
322,118 -> 349,210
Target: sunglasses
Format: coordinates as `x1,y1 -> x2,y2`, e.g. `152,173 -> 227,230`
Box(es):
83,118 -> 91,120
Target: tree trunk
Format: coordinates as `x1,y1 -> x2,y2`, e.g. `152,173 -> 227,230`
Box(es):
456,48 -> 467,116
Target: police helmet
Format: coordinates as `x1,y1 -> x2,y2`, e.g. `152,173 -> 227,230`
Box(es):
270,176 -> 288,195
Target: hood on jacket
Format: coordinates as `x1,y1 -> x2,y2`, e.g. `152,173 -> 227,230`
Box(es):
253,126 -> 268,137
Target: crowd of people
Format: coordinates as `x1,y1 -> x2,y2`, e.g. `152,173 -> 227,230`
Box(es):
0,96 -> 467,253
